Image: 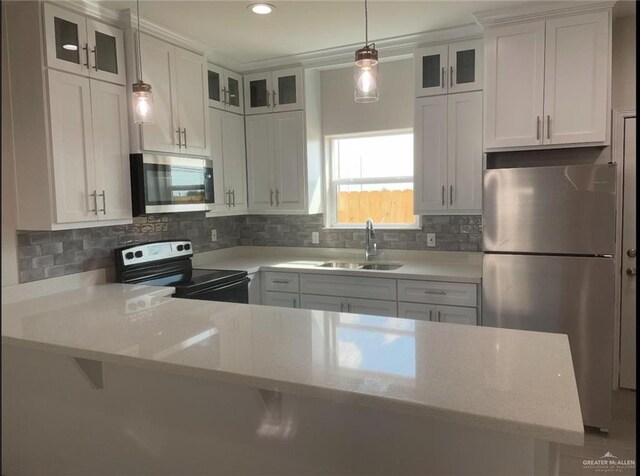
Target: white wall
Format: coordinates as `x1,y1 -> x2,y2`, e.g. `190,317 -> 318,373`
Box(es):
320,58 -> 413,136
612,15 -> 636,110
2,4 -> 19,287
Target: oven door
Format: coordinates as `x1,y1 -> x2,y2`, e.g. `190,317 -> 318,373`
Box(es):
178,277 -> 250,304
131,154 -> 214,215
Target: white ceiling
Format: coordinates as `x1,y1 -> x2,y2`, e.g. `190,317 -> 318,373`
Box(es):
98,0 -> 636,64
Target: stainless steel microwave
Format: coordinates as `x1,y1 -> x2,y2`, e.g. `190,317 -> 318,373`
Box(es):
130,154 -> 214,215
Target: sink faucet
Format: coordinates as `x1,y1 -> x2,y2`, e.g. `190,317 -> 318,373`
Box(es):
364,219 -> 377,261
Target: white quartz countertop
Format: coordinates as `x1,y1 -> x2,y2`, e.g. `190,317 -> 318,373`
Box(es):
192,246 -> 483,283
2,283 -> 583,445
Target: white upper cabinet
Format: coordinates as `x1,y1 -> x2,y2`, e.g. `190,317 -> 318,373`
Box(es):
246,114 -> 276,211
43,4 -> 125,85
244,67 -> 303,115
484,21 -> 546,149
414,92 -> 482,214
415,39 -> 482,97
138,33 -> 209,156
543,12 -> 610,145
207,64 -> 243,115
484,9 -> 611,151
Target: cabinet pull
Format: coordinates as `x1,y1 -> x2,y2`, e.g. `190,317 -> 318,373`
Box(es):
293,298 -> 297,308
232,189 -> 236,207
182,128 -> 187,148
441,67 -> 445,88
450,66 -> 454,88
441,186 -> 445,206
347,303 -> 351,312
429,309 -> 433,320
275,189 -> 280,206
272,90 -> 277,108
272,280 -> 290,284
424,290 -> 447,295
222,87 -> 228,105
536,116 -> 541,140
340,302 -> 344,312
176,128 -> 182,148
438,311 -> 442,322
89,190 -> 98,215
450,185 -> 453,205
82,44 -> 89,69
91,47 -> 98,71
270,189 -> 274,206
546,115 -> 551,140
225,190 -> 230,207
266,90 -> 271,108
98,190 -> 106,215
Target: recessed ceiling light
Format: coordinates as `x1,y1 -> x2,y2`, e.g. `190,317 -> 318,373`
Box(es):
248,3 -> 275,15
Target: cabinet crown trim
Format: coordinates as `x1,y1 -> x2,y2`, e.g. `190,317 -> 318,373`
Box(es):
473,1 -> 615,27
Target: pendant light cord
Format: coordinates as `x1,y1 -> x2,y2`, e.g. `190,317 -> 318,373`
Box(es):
364,0 -> 368,47
136,0 -> 143,82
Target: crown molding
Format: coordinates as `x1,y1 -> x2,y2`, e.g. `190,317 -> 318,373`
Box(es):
473,1 -> 616,27
49,0 -> 120,24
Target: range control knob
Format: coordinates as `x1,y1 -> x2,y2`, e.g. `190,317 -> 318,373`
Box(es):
184,244 -> 191,251
176,245 -> 184,251
134,251 -> 143,258
125,252 -> 134,260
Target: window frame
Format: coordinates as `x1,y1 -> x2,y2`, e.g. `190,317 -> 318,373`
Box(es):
324,129 -> 421,230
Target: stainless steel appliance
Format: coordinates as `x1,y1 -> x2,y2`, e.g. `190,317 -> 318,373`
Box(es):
115,240 -> 249,303
130,154 -> 214,215
482,164 -> 616,430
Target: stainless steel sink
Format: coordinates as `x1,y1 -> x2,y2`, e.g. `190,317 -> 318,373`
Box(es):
316,261 -> 403,271
316,261 -> 364,269
360,263 -> 402,270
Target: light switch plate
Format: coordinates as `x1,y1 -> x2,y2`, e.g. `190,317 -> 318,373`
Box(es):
311,232 -> 319,244
211,230 -> 217,242
426,233 -> 436,247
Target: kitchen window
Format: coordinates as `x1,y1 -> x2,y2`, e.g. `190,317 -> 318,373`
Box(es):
325,130 -> 419,229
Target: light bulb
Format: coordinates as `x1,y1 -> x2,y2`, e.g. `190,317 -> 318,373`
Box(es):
357,68 -> 374,93
132,82 -> 154,124
354,62 -> 379,103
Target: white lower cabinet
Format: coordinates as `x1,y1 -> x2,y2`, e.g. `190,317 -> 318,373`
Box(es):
263,291 -> 298,309
300,294 -> 346,312
398,302 -> 477,326
347,298 -> 397,317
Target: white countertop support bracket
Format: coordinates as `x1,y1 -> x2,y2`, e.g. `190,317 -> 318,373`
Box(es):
71,357 -> 104,390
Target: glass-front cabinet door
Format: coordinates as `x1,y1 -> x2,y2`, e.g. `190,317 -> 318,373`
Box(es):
43,3 -> 88,76
448,39 -> 483,93
273,67 -> 303,112
86,20 -> 126,85
207,64 -> 224,109
225,70 -> 243,115
244,72 -> 271,115
414,44 -> 448,97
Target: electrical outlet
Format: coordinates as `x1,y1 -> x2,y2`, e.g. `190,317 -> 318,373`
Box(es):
312,232 -> 319,244
211,230 -> 217,242
426,233 -> 436,247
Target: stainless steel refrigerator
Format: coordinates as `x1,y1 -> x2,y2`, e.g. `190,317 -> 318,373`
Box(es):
482,164 -> 616,430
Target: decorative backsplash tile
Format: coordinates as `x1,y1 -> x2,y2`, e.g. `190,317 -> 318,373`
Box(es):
15,213 -> 482,283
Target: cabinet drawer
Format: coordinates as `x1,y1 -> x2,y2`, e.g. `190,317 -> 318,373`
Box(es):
262,291 -> 299,309
398,302 -> 436,321
300,274 -> 397,301
347,298 -> 397,317
397,280 -> 477,307
436,305 -> 477,326
263,272 -> 299,293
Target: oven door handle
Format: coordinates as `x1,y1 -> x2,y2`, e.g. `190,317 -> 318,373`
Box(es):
179,277 -> 250,297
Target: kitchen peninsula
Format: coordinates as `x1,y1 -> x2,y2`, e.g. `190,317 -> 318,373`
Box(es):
2,283 -> 583,475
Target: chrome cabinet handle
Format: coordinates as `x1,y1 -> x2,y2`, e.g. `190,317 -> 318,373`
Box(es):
266,90 -> 271,108
232,189 -> 236,207
176,128 -> 182,148
275,189 -> 280,206
182,128 -> 187,148
546,115 -> 551,140
450,185 -> 453,205
627,267 -> 636,277
441,67 -> 445,88
424,290 -> 447,295
438,311 -> 442,322
340,302 -> 344,312
429,309 -> 433,320
89,190 -> 98,214
270,189 -> 274,206
450,66 -> 454,88
441,186 -> 445,206
347,303 -> 351,312
82,44 -> 89,69
91,47 -> 98,71
226,190 -> 231,207
536,116 -> 541,140
98,190 -> 106,215
272,280 -> 290,284
628,248 -> 636,258
221,87 -> 228,105
293,298 -> 297,308
272,90 -> 277,108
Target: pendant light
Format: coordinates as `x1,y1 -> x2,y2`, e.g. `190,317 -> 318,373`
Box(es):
132,0 -> 154,124
354,0 -> 379,103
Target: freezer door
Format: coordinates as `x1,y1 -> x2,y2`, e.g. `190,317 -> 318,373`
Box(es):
483,164 -> 616,254
482,253 -> 614,429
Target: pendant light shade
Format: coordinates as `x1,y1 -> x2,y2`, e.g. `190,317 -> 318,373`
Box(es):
354,0 -> 379,103
132,0 -> 154,124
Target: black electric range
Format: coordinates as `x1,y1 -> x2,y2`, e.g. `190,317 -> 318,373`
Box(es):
114,240 -> 249,303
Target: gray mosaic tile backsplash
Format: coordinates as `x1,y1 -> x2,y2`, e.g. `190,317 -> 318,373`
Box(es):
16,213 -> 482,283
